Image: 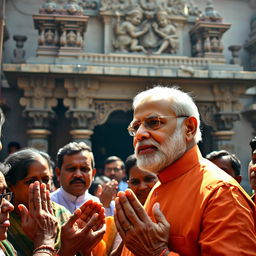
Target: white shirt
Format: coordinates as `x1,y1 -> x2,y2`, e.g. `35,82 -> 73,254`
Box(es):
51,187 -> 100,213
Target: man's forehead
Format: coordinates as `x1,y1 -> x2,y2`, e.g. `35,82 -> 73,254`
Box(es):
134,99 -> 174,118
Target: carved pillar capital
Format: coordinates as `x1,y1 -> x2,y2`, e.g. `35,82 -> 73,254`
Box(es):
66,109 -> 96,130
17,76 -> 57,129
214,112 -> 240,131
24,109 -> 56,129
27,129 -> 51,152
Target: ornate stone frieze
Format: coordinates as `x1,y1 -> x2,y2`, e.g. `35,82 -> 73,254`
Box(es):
100,0 -> 186,17
91,100 -> 132,125
112,5 -> 180,54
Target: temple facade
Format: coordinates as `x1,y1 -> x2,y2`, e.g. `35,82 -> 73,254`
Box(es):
1,0 -> 256,191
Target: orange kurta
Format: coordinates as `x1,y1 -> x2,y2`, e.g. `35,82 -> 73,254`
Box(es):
122,145 -> 256,256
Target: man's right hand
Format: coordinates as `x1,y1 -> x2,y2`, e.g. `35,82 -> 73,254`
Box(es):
58,200 -> 106,256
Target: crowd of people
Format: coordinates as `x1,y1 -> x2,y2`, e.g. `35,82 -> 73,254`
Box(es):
0,85 -> 255,255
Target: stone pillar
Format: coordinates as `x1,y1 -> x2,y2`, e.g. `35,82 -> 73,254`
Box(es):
69,129 -> 94,147
101,14 -> 113,53
64,77 -> 99,145
27,129 -> 51,152
211,130 -> 235,152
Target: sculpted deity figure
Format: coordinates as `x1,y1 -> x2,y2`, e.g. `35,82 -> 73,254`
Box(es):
113,7 -> 149,53
152,9 -> 179,54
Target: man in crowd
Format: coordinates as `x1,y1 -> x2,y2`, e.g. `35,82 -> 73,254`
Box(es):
249,136 -> 256,203
114,86 -> 256,256
103,156 -> 128,191
206,150 -> 242,183
51,142 -> 100,213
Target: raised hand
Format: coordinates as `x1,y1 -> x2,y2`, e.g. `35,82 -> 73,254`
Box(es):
19,181 -> 58,248
58,200 -> 106,256
114,189 -> 170,256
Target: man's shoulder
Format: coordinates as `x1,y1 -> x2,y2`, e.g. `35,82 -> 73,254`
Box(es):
50,188 -> 61,197
87,192 -> 100,203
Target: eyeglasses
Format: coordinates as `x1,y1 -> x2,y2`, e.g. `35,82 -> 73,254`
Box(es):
0,192 -> 13,207
127,115 -> 188,136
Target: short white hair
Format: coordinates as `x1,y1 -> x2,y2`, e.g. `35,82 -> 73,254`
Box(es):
133,86 -> 202,143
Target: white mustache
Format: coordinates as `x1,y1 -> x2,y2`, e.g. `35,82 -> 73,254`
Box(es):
135,139 -> 160,153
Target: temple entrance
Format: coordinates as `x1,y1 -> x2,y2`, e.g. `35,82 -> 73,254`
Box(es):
91,110 -> 134,174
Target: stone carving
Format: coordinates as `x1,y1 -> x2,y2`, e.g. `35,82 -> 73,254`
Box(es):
190,1 -> 230,60
152,9 -> 178,54
12,35 -> 27,64
92,100 -> 131,125
140,0 -> 157,19
112,3 -> 181,54
113,7 -> 149,53
160,0 -> 185,16
228,45 -> 241,65
66,109 -> 96,129
187,0 -> 201,17
101,0 -> 135,12
214,113 -> 240,131
62,0 -> 84,15
38,29 -> 58,46
244,14 -> 256,70
60,30 -> 83,47
198,0 -> 222,23
39,0 -> 60,14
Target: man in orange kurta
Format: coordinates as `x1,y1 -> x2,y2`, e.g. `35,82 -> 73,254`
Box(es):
114,86 -> 256,256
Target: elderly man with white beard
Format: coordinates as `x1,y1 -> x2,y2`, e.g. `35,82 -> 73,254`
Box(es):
114,86 -> 256,256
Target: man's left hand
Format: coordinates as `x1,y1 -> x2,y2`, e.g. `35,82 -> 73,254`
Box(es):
114,189 -> 170,256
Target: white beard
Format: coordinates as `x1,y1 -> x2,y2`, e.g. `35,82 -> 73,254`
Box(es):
135,127 -> 187,174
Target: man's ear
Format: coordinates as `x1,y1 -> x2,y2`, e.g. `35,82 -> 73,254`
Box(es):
184,116 -> 197,142
92,168 -> 96,177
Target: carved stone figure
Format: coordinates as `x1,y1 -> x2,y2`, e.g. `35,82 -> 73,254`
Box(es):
161,0 -> 185,16
12,35 -> 27,64
152,10 -> 178,54
113,7 -> 149,53
140,0 -> 157,19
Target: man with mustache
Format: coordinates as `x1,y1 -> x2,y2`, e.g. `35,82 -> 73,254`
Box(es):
249,137 -> 256,203
51,142 -> 100,213
115,86 -> 256,256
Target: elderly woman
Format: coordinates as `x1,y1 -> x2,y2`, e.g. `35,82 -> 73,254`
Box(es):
3,148 -> 70,255
0,162 -> 58,256
4,148 -> 107,256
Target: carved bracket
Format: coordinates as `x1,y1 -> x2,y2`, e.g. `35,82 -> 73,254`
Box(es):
23,109 -> 56,129
214,112 -> 240,131
91,100 -> 132,125
66,109 -> 96,129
